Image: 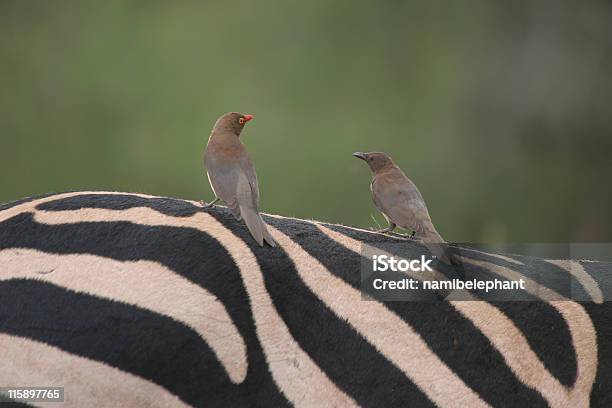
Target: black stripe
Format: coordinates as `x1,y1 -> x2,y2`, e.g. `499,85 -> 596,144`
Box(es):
0,209 -> 289,407
0,401 -> 35,407
324,224 -> 592,301
580,260 -> 612,301
274,219 -> 550,408
322,224 -> 578,386
13,193 -> 602,404
0,279 -> 240,407
209,211 -> 437,408
36,193 -> 200,217
491,301 -> 577,386
583,302 -> 612,407
0,192 -> 60,212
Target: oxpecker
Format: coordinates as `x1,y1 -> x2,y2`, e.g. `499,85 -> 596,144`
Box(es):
203,112 -> 276,247
353,151 -> 458,266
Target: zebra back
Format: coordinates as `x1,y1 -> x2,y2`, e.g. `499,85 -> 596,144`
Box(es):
0,191 -> 610,407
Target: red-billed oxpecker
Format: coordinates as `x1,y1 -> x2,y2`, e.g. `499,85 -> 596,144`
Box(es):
203,112 -> 276,247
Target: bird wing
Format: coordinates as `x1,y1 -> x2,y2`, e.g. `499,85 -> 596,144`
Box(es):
206,158 -> 238,204
238,153 -> 260,209
370,179 -> 383,213
235,152 -> 277,247
372,173 -> 434,235
371,178 -> 394,226
205,143 -> 260,209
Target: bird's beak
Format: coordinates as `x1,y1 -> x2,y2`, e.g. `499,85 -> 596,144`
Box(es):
243,114 -> 254,122
352,152 -> 367,161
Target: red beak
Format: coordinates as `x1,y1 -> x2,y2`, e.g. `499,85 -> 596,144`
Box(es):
243,114 -> 254,122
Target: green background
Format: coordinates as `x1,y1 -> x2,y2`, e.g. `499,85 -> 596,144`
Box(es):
1,1 -> 611,242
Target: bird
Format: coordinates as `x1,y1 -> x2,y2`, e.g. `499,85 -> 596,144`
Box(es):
353,151 -> 458,266
203,112 -> 276,247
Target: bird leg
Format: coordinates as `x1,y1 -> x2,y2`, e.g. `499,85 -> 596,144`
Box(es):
406,231 -> 422,241
377,222 -> 396,234
201,197 -> 220,208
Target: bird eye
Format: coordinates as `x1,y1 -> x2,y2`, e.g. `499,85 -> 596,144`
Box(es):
238,117 -> 245,125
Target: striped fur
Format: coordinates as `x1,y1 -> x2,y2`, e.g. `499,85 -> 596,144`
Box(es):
0,192 -> 610,407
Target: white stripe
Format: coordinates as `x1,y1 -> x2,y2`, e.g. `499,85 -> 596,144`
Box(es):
3,192 -> 599,406
0,191 -> 158,223
196,214 -> 358,407
0,248 -> 247,384
545,259 -> 603,304
316,223 -> 598,408
458,256 -> 568,301
271,224 -> 490,408
461,255 -> 597,407
8,192 -> 357,407
0,333 -> 189,408
455,246 -> 524,265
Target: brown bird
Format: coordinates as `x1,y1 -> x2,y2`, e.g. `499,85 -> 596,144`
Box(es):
353,151 -> 457,265
203,112 -> 276,247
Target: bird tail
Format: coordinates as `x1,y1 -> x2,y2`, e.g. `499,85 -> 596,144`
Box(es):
424,242 -> 453,264
230,206 -> 242,221
422,231 -> 464,279
239,204 -> 276,247
422,229 -> 446,258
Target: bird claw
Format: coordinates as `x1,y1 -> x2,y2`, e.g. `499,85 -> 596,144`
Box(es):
200,200 -> 215,209
200,198 -> 220,209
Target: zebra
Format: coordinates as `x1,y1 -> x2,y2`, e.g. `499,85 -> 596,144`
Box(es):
0,191 -> 610,407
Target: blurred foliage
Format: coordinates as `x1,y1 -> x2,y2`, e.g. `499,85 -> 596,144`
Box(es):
1,0 -> 611,242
